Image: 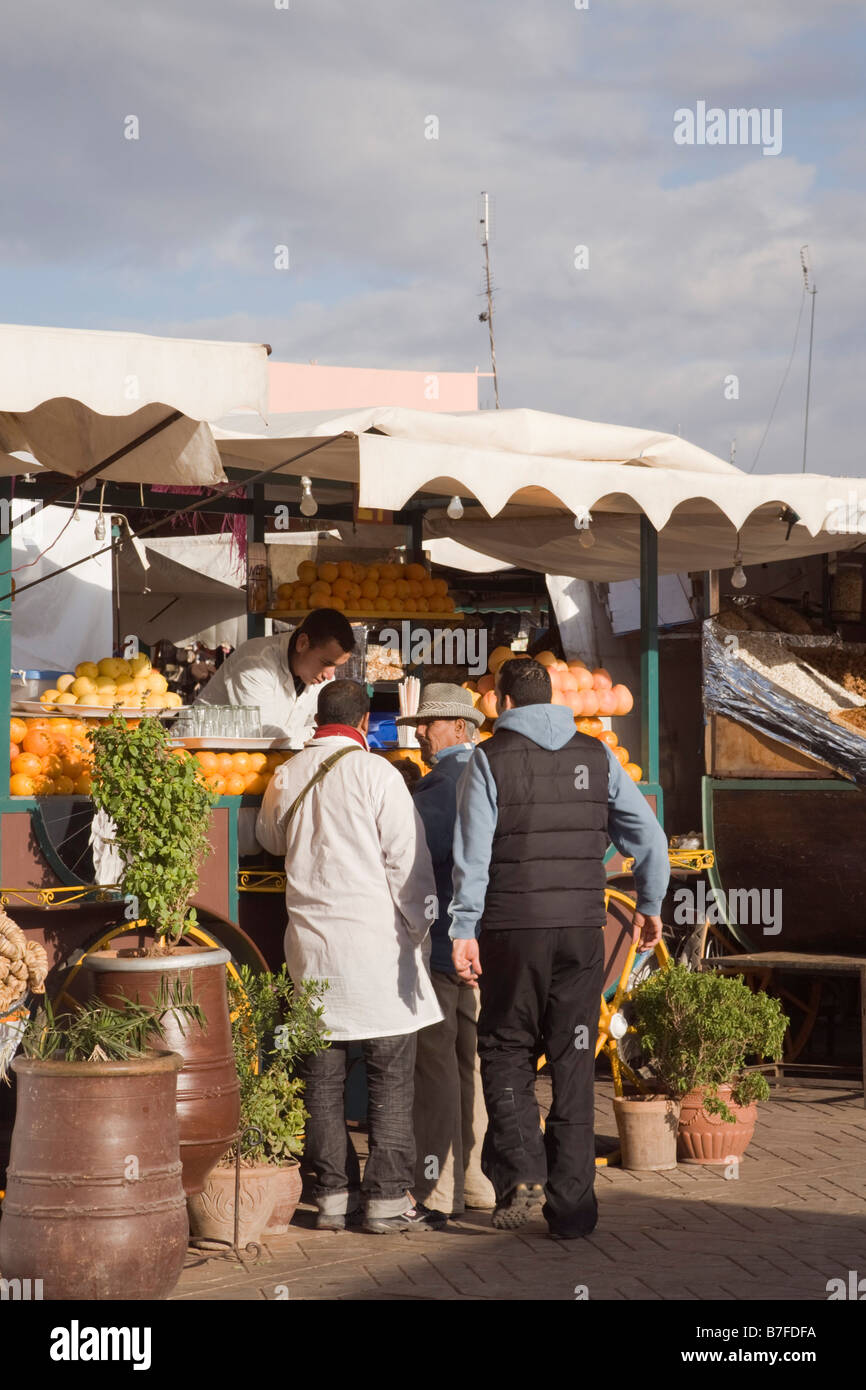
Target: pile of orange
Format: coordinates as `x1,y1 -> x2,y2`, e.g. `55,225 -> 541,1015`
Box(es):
177,748 -> 295,797
9,716 -> 100,796
462,648 -> 643,783
273,560 -> 456,616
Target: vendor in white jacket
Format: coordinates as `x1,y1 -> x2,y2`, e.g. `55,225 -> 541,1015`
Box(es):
195,608 -> 355,744
256,678 -> 444,1235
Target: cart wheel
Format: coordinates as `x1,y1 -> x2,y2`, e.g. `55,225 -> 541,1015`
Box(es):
51,917 -> 257,1014
701,932 -> 823,1063
746,968 -> 823,1064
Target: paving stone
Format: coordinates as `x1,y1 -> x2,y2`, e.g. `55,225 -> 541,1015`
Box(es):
172,1078 -> 866,1302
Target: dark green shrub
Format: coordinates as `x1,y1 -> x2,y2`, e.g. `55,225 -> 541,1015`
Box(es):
631,963 -> 788,1122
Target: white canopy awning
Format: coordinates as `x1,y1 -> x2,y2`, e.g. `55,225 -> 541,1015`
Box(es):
215,407 -> 866,579
0,323 -> 270,486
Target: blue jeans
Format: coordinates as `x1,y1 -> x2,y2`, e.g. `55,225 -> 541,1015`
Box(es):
301,1032 -> 418,1219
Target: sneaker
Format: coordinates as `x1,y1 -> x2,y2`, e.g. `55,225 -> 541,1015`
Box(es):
491,1182 -> 545,1230
316,1209 -> 362,1232
362,1204 -> 448,1234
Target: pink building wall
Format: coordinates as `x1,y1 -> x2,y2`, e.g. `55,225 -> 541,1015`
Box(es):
268,361 -> 481,413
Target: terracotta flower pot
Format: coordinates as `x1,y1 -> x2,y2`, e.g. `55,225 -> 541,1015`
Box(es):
613,1093 -> 681,1171
677,1083 -> 758,1164
87,946 -> 240,1196
187,1163 -> 285,1247
0,1052 -> 188,1301
265,1161 -> 303,1234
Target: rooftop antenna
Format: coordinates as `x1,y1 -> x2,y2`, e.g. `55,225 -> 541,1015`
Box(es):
478,192 -> 500,408
799,245 -> 817,473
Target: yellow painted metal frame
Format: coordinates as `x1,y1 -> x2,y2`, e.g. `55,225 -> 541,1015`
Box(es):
534,885 -> 672,1166
0,885 -> 119,909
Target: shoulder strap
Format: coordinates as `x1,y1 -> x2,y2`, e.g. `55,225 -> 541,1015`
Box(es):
283,744 -> 363,826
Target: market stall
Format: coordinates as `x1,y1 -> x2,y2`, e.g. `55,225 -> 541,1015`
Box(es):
3,342 -> 866,1071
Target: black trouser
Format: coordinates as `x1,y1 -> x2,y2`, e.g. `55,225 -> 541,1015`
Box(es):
477,926 -> 604,1237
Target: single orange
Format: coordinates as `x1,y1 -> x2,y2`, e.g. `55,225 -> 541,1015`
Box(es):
10,742 -> 20,764
216,752 -> 234,776
10,717 -> 26,744
12,752 -> 42,777
195,751 -> 218,774
599,729 -> 619,749
206,773 -> 226,795
53,775 -> 75,795
231,751 -> 251,773
22,730 -> 53,759
224,773 -> 246,796
243,772 -> 268,795
246,751 -> 267,772
74,772 -> 93,795
27,718 -> 53,738
9,773 -> 36,797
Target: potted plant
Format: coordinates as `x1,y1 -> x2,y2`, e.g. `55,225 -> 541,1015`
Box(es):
630,963 -> 788,1164
0,986 -> 203,1300
188,965 -> 329,1246
84,714 -> 239,1195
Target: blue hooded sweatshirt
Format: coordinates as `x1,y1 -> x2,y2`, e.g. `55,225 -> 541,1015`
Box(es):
449,703 -> 670,941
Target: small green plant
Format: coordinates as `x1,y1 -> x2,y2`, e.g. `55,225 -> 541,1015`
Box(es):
631,963 -> 788,1122
9,980 -> 206,1076
89,715 -> 216,953
226,965 -> 329,1166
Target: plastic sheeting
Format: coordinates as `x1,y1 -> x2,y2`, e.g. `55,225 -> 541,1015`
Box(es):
702,620 -> 866,787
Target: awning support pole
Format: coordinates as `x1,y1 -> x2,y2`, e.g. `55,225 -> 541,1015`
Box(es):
640,515 -> 660,786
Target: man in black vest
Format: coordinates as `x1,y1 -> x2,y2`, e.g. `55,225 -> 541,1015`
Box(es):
449,658 -> 669,1239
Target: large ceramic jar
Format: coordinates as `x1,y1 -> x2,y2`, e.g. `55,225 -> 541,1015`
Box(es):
87,946 -> 240,1195
0,1052 -> 187,1301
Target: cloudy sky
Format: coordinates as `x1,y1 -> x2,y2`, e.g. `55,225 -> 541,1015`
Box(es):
3,0 -> 865,474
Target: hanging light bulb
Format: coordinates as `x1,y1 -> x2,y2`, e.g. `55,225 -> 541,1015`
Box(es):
446,495 -> 464,520
94,481 -> 107,542
731,550 -> 747,589
574,508 -> 594,547
299,477 -> 318,517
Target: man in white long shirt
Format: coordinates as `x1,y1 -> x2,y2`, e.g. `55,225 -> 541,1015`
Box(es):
196,608 -> 355,743
256,679 -> 445,1234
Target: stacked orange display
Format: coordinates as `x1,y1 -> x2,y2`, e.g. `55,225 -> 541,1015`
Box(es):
9,716 -> 98,796
273,560 -> 456,616
176,748 -> 295,797
463,648 -> 643,782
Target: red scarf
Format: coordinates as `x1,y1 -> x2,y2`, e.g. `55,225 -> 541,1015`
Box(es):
313,724 -> 367,748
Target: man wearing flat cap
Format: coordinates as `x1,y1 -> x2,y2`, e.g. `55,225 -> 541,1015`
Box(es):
396,684 -> 497,1220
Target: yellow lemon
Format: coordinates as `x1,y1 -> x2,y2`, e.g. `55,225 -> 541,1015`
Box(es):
97,657 -> 121,679
74,662 -> 99,680
55,674 -> 76,693
129,653 -> 151,677
70,676 -> 97,698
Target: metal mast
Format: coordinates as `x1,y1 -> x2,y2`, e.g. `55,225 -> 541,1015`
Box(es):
478,192 -> 500,408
